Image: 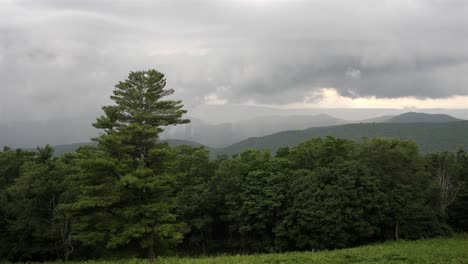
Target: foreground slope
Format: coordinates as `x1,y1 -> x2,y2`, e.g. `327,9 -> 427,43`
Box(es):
217,121 -> 468,156
27,235 -> 468,264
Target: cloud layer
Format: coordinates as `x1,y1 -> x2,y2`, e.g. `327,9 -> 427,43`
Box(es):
0,0 -> 467,121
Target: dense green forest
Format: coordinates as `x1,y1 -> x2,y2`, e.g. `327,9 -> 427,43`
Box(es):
0,70 -> 467,261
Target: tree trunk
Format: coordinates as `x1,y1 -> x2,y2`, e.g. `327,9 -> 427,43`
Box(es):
147,246 -> 156,259
395,221 -> 399,241
146,237 -> 156,259
200,229 -> 206,255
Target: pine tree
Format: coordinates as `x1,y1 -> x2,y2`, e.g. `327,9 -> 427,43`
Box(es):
65,70 -> 189,258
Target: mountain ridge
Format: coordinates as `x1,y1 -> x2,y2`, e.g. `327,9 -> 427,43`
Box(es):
8,112 -> 468,156
214,121 -> 468,156
385,112 -> 462,123
161,113 -> 348,147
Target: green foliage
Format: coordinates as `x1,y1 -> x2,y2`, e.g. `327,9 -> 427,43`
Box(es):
62,69 -> 189,258
172,137 -> 463,254
359,138 -> 450,240
0,147 -> 36,238
92,70 -> 188,161
0,146 -> 72,261
173,146 -> 217,253
446,150 -> 468,231
287,136 -> 357,170
2,134 -> 467,261
220,151 -> 290,252
0,147 -> 36,189
278,161 -> 385,250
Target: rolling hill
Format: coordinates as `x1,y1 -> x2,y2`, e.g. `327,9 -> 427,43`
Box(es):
215,121 -> 468,156
385,112 -> 462,123
360,115 -> 395,123
161,114 -> 348,148
359,112 -> 463,123
16,112 -> 468,157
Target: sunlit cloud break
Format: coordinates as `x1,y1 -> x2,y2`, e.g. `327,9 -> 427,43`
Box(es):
244,88 -> 468,109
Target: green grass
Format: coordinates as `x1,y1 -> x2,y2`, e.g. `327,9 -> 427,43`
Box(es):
8,235 -> 468,264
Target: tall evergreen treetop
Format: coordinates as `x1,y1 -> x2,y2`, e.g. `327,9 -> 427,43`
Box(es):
93,69 -> 189,161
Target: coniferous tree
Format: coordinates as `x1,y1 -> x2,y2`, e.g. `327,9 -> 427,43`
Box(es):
64,69 -> 189,258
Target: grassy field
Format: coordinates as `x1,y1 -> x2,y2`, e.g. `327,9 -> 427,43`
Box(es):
5,235 -> 468,264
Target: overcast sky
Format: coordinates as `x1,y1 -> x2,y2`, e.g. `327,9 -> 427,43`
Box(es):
1,0 -> 467,122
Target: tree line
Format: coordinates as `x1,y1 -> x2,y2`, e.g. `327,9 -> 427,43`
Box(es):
0,70 -> 467,261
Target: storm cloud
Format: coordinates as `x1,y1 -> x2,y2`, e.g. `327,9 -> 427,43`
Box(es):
0,0 -> 467,121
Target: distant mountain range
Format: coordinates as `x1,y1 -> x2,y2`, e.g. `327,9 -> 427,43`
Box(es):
213,112 -> 467,155
360,112 -> 462,123
2,106 -> 468,149
162,112 -> 464,148
161,114 -> 348,148
384,112 -> 462,123
360,115 -> 396,123
214,121 -> 468,156
27,112 -> 468,157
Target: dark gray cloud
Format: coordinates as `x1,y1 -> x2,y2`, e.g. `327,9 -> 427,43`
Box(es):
0,0 -> 467,122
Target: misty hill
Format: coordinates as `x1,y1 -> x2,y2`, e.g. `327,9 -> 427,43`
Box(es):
52,142 -> 97,156
2,111 -> 465,151
215,121 -> 468,156
164,139 -> 208,148
359,112 -> 463,123
385,112 -> 462,123
190,105 -> 468,124
161,114 -> 348,148
0,118 -> 96,149
43,139 -> 206,156
360,115 -> 395,123
25,121 -> 468,157
236,114 -> 348,135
